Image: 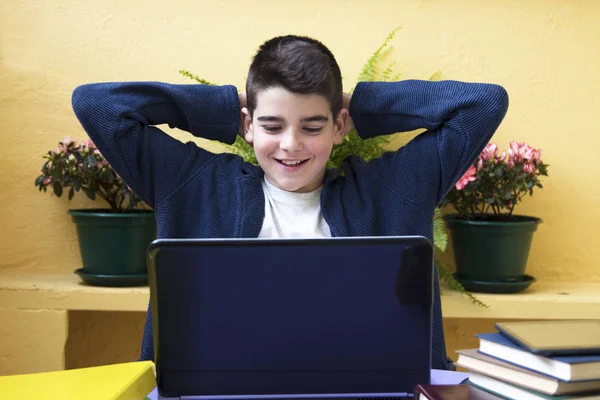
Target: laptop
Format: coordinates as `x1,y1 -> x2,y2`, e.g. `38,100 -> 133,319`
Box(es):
147,236 -> 433,399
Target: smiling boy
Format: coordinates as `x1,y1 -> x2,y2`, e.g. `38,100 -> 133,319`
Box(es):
72,35 -> 508,370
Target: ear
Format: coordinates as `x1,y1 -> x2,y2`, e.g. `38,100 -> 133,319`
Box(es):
241,107 -> 254,145
333,108 -> 350,145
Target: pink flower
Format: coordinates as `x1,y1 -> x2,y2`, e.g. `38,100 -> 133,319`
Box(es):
481,143 -> 498,161
524,162 -> 535,174
507,141 -> 521,163
496,151 -> 507,164
523,146 -> 534,161
532,149 -> 542,164
506,141 -> 543,169
476,158 -> 483,170
58,136 -> 76,153
455,166 -> 477,191
82,137 -> 95,149
43,177 -> 52,185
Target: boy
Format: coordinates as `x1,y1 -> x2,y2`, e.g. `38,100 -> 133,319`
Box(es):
72,35 -> 508,370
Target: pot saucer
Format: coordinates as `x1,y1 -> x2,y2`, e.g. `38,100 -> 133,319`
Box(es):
74,268 -> 148,287
452,273 -> 536,294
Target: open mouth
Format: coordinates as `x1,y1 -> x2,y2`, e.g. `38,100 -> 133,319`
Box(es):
275,158 -> 309,167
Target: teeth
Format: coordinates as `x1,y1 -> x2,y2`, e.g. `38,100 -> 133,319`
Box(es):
281,160 -> 303,166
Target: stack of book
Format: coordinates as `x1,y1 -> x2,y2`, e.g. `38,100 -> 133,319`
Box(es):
456,328 -> 600,399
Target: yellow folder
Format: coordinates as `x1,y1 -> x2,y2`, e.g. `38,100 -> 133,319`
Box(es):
0,361 -> 156,399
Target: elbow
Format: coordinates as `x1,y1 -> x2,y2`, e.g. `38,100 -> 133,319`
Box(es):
476,84 -> 509,131
71,83 -> 117,141
489,84 -> 509,121
71,83 -> 104,121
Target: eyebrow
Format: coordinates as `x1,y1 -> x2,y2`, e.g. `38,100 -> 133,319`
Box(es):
301,115 -> 329,123
256,115 -> 329,123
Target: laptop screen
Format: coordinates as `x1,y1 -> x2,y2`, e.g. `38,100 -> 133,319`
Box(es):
148,237 -> 433,398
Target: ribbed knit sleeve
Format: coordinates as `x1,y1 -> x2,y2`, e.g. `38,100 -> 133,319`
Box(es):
349,79 -> 509,207
71,82 -> 240,209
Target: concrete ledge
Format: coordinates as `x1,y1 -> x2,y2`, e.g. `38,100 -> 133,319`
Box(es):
441,281 -> 600,320
1,271 -> 600,319
0,272 -> 149,312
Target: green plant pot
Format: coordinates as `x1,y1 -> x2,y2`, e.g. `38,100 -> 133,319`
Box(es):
68,209 -> 157,286
444,214 -> 541,282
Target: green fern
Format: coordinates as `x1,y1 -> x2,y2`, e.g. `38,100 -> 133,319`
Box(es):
433,208 -> 448,252
382,61 -> 399,82
226,136 -> 257,165
437,259 -> 489,308
356,26 -> 402,85
178,69 -> 215,85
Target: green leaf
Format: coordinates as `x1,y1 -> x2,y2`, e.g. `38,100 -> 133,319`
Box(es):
437,260 -> 489,308
53,182 -> 63,197
84,188 -> 96,201
86,155 -> 96,168
51,166 -> 62,180
68,187 -> 75,200
34,175 -> 45,186
105,171 -> 115,184
433,208 -> 447,252
428,70 -> 442,81
178,70 -> 216,85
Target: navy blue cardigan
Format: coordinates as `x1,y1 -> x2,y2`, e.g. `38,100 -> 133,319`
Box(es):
72,79 -> 508,370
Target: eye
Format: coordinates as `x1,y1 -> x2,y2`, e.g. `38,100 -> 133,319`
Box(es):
261,126 -> 281,133
304,127 -> 323,134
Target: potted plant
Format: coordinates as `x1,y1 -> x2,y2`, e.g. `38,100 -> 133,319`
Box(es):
440,141 -> 549,293
180,27 -> 487,306
35,136 -> 156,287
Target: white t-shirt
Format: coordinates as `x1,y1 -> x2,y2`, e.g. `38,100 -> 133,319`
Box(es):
258,177 -> 332,238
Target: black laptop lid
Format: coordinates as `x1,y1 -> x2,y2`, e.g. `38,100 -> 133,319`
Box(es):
148,236 -> 433,398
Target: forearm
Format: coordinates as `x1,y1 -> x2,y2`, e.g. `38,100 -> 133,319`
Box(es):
72,81 -> 240,145
349,79 -> 508,140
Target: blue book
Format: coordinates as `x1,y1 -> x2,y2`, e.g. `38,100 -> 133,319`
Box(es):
476,333 -> 600,382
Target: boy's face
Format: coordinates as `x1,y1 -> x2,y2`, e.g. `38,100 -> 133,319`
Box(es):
243,87 -> 348,193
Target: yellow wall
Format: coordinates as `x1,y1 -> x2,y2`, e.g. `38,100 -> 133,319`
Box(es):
2,0 -> 599,281
1,0 -> 600,375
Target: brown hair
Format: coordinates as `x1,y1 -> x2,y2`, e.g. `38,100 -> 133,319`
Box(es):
246,35 -> 343,118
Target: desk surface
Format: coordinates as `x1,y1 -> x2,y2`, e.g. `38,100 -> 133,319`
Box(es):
1,271 -> 600,319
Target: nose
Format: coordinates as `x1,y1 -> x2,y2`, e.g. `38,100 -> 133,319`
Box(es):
279,129 -> 303,152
